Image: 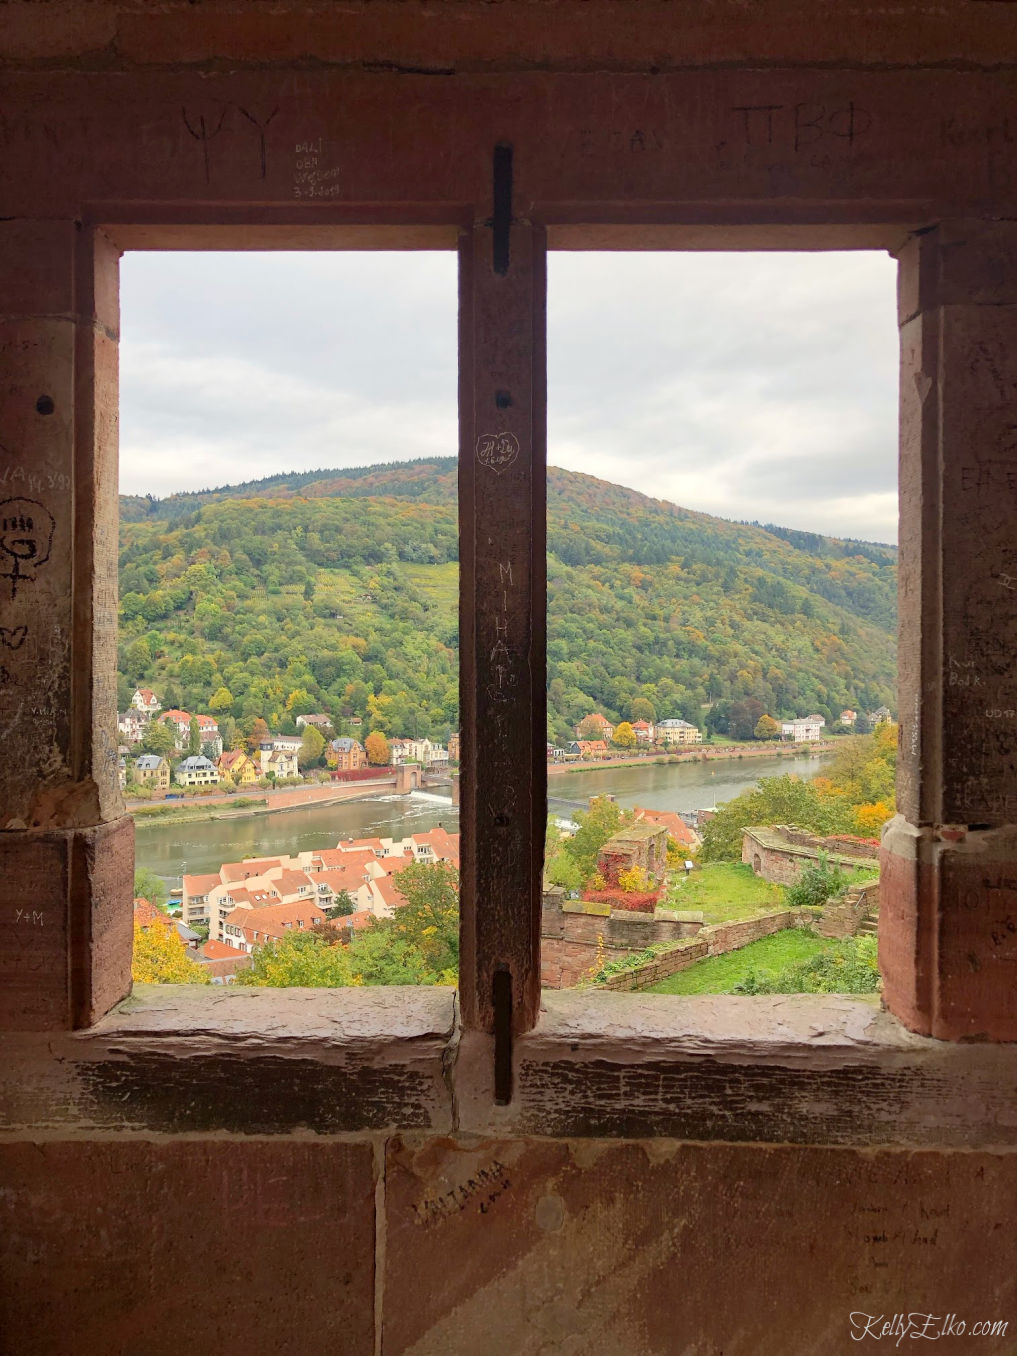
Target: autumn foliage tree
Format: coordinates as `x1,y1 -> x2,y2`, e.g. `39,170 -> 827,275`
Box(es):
365,730 -> 391,766
612,721 -> 637,749
247,716 -> 270,752
132,919 -> 210,984
298,723 -> 326,769
754,713 -> 781,741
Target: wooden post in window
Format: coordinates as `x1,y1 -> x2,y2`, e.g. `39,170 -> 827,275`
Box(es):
458,213 -> 547,1037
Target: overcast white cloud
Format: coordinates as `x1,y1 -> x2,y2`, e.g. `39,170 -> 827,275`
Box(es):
120,249 -> 898,542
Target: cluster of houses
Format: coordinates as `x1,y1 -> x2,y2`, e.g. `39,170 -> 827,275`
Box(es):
551,713 -> 704,761
118,689 -> 458,792
169,826 -> 460,978
553,707 -> 894,757
782,707 -> 893,742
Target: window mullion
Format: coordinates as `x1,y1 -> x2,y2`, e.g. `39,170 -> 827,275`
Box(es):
458,219 -> 547,1037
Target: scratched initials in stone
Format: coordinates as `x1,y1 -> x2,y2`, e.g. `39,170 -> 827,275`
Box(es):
476,432 -> 520,474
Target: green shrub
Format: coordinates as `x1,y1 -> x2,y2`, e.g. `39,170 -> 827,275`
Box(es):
731,935 -> 880,995
785,853 -> 850,910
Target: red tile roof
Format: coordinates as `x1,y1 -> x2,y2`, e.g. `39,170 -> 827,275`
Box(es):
270,868 -> 314,896
183,872 -> 222,896
633,807 -> 699,849
199,939 -> 242,961
342,909 -> 376,932
220,858 -> 282,882
234,899 -> 327,943
372,876 -> 409,910
412,827 -> 460,868
311,847 -> 376,869
133,898 -> 171,928
339,837 -> 385,854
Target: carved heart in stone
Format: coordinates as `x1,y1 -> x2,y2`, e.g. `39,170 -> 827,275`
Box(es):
0,625 -> 27,651
475,431 -> 520,474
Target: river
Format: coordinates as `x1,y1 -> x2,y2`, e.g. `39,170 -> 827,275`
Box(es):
136,752 -> 827,893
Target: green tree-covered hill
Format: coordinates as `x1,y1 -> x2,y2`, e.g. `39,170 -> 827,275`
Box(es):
117,458 -> 896,744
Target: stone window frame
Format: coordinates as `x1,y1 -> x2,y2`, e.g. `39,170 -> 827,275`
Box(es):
8,201 -> 1017,1144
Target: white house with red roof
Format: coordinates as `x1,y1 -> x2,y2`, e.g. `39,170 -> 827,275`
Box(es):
131,688 -> 161,719
158,708 -> 193,749
194,714 -> 223,757
631,719 -> 655,744
181,872 -> 223,928
221,898 -> 328,952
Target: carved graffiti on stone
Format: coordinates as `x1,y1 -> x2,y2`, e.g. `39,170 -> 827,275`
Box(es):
182,105 -> 228,184
0,499 -> 54,600
475,432 -> 520,474
0,625 -> 28,651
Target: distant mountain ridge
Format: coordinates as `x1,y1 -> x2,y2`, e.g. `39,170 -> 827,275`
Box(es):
117,457 -> 897,743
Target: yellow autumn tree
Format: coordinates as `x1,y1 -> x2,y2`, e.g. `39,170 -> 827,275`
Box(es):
132,919 -> 211,985
612,721 -> 637,749
365,730 -> 391,766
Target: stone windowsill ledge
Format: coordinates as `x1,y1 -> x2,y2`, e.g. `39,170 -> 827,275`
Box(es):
3,985 -> 1016,1147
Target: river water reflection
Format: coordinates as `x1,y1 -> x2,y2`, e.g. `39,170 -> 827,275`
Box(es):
137,752 -> 827,892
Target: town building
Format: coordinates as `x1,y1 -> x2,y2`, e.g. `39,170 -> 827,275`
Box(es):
222,897 -> 328,952
840,709 -> 858,727
216,749 -> 258,786
195,714 -> 223,757
328,736 -> 367,771
295,713 -> 335,733
631,719 -> 655,743
260,747 -> 298,779
133,754 -> 171,791
575,713 -> 614,741
158,708 -> 193,749
116,709 -> 146,744
781,717 -> 825,743
871,706 -> 893,725
261,734 -> 304,755
174,756 -> 220,788
656,718 -> 703,745
447,732 -> 461,763
567,740 -> 609,760
130,688 -> 161,719
181,873 -> 222,929
632,806 -> 700,851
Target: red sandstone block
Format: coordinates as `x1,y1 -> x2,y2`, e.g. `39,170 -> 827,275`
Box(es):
384,1136 -> 1017,1353
0,818 -> 132,1031
0,219 -> 77,318
108,3 -> 1017,72
882,817 -> 1017,1040
0,1138 -> 376,1355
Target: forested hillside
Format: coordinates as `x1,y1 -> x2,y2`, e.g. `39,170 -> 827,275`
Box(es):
117,458 -> 897,744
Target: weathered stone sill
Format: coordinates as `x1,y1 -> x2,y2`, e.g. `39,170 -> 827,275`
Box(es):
3,984 -> 1016,1148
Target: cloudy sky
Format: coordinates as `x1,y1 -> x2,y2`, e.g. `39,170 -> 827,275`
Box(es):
120,249 -> 898,543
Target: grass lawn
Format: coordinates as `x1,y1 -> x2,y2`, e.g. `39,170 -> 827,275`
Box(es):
666,861 -> 785,924
643,927 -> 833,995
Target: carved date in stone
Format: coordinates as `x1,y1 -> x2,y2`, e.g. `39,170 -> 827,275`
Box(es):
475,432 -> 520,474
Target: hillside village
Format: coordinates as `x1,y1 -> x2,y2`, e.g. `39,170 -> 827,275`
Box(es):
117,685 -> 453,793
118,683 -> 894,794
